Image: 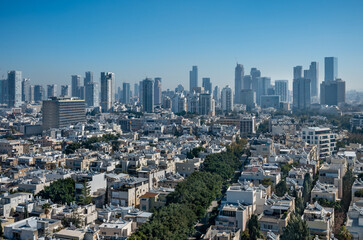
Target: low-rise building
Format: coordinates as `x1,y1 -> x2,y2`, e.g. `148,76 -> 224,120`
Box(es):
303,202 -> 334,240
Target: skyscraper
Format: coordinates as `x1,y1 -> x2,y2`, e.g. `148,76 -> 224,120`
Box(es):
154,77 -> 162,106
293,78 -> 311,110
240,89 -> 256,110
141,78 -> 154,113
256,77 -> 271,105
134,83 -> 139,98
84,71 -> 93,86
122,82 -> 131,105
7,70 -> 22,108
189,66 -> 198,92
202,78 -> 212,94
213,86 -> 221,104
320,79 -> 346,106
324,57 -> 338,82
0,79 -> 8,105
47,84 -> 57,98
199,93 -> 214,115
293,66 -> 303,80
34,85 -> 45,102
307,62 -> 319,98
243,75 -> 252,90
250,68 -> 261,94
71,75 -> 81,97
61,85 -> 71,97
85,82 -> 99,107
221,85 -> 233,112
100,72 -> 115,112
321,57 -> 345,106
22,78 -> 31,103
234,64 -> 244,104
275,80 -> 289,102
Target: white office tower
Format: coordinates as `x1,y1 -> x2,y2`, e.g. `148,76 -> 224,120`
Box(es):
275,80 -> 288,102
172,93 -> 187,113
100,72 -> 115,112
221,85 -> 233,112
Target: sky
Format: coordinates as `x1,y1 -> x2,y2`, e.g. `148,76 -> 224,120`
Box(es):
1,0 -> 363,91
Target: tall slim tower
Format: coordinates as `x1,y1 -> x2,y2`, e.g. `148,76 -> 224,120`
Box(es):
293,66 -> 303,80
100,72 -> 115,112
293,78 -> 311,110
154,77 -> 162,106
141,78 -> 154,113
22,78 -> 31,103
275,80 -> 289,102
122,82 -> 131,105
189,66 -> 198,92
47,84 -> 57,98
307,62 -> 319,98
324,57 -> 338,82
234,64 -> 244,104
250,68 -> 261,95
84,71 -> 93,86
202,78 -> 212,94
71,75 -> 81,97
7,70 -> 22,108
221,85 -> 233,112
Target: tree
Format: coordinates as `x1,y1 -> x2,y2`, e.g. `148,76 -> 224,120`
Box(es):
337,225 -> 352,240
77,181 -> 92,205
42,203 -> 51,218
302,173 -> 312,203
247,214 -> 263,240
240,229 -> 250,240
37,178 -> 76,204
295,196 -> 305,216
281,214 -> 310,240
275,180 -> 288,197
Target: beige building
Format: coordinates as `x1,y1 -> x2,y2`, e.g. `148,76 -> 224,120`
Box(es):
0,140 -> 23,157
99,220 -> 132,239
303,202 -> 334,240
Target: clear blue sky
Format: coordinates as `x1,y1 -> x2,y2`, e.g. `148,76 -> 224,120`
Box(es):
1,0 -> 362,91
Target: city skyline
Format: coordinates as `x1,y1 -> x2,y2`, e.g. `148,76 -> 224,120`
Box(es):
1,0 -> 362,90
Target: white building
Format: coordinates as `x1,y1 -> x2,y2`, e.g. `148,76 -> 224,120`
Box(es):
221,85 -> 233,112
301,127 -> 336,158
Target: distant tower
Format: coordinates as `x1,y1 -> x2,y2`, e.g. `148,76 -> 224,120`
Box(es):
7,70 -> 22,108
234,64 -> 244,104
293,78 -> 311,110
71,75 -> 81,97
308,62 -> 319,98
154,77 -> 162,106
189,66 -> 198,92
293,66 -> 303,80
61,85 -> 71,97
250,68 -> 261,95
202,78 -> 212,94
100,72 -> 115,112
256,77 -> 271,105
47,84 -> 57,98
22,78 -> 31,103
122,82 -> 131,105
324,57 -> 338,82
221,85 -> 233,112
141,78 -> 154,113
275,80 -> 289,102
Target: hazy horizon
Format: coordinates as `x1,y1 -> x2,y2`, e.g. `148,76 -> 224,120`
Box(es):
1,0 -> 362,91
